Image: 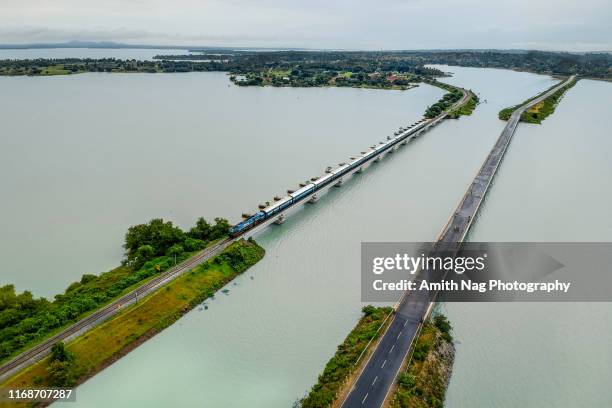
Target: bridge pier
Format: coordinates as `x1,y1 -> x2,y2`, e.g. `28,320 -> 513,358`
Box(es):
355,167 -> 363,173
307,194 -> 319,204
273,214 -> 285,225
374,155 -> 382,162
334,178 -> 343,187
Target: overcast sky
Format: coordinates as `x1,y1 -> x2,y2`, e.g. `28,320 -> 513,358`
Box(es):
1,0 -> 611,51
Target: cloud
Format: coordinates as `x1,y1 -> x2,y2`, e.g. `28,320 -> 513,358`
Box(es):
0,0 -> 610,50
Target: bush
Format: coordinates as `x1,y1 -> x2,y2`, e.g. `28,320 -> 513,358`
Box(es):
398,372 -> 416,388
80,274 -> 97,285
50,342 -> 72,362
412,342 -> 430,361
47,342 -> 75,386
184,238 -> 206,252
433,314 -> 452,342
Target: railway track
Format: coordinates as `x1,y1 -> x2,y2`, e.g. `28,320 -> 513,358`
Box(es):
1,83 -> 473,382
0,238 -> 233,380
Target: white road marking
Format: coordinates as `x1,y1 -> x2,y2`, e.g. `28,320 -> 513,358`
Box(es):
397,331 -> 402,339
372,376 -> 378,386
403,320 -> 407,327
362,393 -> 369,404
381,359 -> 387,368
389,345 -> 395,353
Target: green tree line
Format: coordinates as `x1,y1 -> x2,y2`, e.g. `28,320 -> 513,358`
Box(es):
0,216 -> 229,362
424,88 -> 464,118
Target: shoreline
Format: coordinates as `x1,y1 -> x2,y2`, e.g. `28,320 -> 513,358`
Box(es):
299,306 -> 394,408
0,239 -> 265,407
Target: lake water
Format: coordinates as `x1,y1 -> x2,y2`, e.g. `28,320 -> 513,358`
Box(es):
439,74 -> 612,407
1,61 -> 610,407
0,72 -> 445,297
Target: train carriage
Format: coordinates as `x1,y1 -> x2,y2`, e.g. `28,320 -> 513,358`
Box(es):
289,184 -> 316,203
312,173 -> 334,189
262,196 -> 292,218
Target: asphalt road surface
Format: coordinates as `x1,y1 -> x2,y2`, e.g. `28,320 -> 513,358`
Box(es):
341,76 -> 575,408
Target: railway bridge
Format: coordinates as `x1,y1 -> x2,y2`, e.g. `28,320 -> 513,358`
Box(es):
230,87 -> 473,237
0,85 -> 472,382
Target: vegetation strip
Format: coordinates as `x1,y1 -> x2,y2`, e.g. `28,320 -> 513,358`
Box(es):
389,315 -> 455,408
498,77 -> 577,124
422,79 -> 478,119
0,216 -> 229,365
448,92 -> 479,118
2,51 -> 610,81
0,239 -> 264,406
299,306 -> 393,408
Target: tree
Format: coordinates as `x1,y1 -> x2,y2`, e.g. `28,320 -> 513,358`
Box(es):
167,244 -> 184,258
134,245 -> 155,269
184,237 -> 206,252
210,218 -> 230,239
124,224 -> 151,257
188,217 -> 212,241
124,219 -> 185,265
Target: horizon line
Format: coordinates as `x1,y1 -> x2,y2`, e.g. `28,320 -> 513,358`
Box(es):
0,41 -> 610,54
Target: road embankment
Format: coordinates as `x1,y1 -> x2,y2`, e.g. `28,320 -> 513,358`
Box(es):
387,315 -> 455,408
499,76 -> 578,124
0,239 -> 264,407
300,306 -> 393,408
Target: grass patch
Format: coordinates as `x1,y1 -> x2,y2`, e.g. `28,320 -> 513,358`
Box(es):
518,78 -> 577,123
0,239 -> 264,403
0,251 -> 197,366
0,216 -> 229,365
300,306 -> 393,408
39,66 -> 71,76
526,100 -> 544,114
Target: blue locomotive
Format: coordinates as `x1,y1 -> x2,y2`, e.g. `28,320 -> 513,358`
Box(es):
229,118 -> 431,237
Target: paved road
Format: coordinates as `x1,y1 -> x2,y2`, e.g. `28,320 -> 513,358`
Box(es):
341,76 -> 575,408
0,238 -> 233,381
438,75 -> 575,243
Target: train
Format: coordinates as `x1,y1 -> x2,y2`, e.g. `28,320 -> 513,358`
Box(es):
229,118 -> 432,237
